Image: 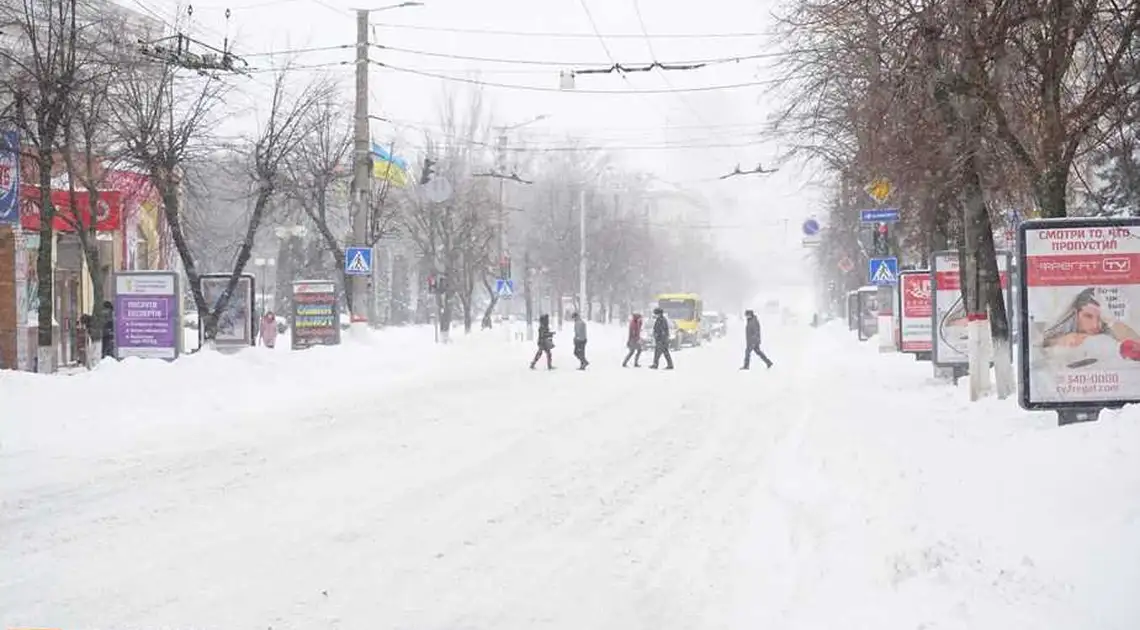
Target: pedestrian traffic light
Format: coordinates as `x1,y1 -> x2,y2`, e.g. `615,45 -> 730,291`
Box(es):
498,255 -> 511,279
872,222 -> 890,256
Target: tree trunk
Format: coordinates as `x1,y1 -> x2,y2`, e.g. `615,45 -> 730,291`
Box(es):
1035,166 -> 1069,219
35,155 -> 56,373
157,177 -> 209,329
960,104 -> 997,401
481,275 -> 498,330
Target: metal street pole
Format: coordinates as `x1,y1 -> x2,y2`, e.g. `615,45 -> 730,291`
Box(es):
579,188 -> 586,316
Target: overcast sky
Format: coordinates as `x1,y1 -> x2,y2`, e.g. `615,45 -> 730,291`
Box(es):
128,0 -> 826,286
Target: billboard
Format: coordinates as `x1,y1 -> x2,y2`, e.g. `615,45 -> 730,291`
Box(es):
898,270 -> 933,354
857,286 -> 878,341
20,185 -> 122,231
199,273 -> 256,350
0,131 -> 19,226
1018,218 -> 1140,409
930,249 -> 1012,366
291,280 -> 341,350
113,271 -> 181,360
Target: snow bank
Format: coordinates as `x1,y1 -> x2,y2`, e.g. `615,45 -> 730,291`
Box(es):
729,321 -> 1140,630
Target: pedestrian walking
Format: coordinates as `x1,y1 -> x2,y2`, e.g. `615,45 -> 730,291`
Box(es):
572,311 -> 589,370
742,309 -> 774,370
530,314 -> 555,369
622,312 -> 644,367
259,311 -> 279,349
649,307 -> 674,369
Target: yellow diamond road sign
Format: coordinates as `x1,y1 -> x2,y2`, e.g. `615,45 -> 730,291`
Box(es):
865,178 -> 892,204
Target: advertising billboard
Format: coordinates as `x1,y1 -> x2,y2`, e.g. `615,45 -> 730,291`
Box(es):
113,271 -> 181,360
291,280 -> 341,350
199,273 -> 256,350
898,270 -> 933,354
930,250 -> 1012,366
1018,218 -> 1140,410
857,286 -> 878,341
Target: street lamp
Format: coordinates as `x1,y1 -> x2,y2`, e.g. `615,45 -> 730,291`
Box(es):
494,114 -> 550,336
253,258 -> 276,312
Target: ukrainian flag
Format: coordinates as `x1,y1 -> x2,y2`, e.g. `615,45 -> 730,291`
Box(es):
371,142 -> 409,188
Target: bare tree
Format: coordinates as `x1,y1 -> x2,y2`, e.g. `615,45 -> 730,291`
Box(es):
284,92 -> 403,314
114,59 -> 228,334
1,0 -> 84,372
197,70 -> 332,341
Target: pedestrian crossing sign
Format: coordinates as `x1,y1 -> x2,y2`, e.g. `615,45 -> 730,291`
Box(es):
869,256 -> 898,286
495,278 -> 514,298
344,246 -> 373,276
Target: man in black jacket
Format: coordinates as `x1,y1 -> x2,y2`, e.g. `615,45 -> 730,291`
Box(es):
742,309 -> 773,370
649,307 -> 674,370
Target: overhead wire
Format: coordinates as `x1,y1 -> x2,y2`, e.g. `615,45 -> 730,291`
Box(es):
629,0 -> 742,169
370,43 -> 794,68
369,61 -> 776,93
369,21 -> 767,39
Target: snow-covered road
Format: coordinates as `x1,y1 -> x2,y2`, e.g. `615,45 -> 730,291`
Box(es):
4,320 -> 1140,629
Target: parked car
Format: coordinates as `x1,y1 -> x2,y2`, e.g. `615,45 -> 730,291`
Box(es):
641,313 -> 682,351
701,311 -> 728,340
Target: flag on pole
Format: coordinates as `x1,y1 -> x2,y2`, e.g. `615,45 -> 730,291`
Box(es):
371,142 -> 409,188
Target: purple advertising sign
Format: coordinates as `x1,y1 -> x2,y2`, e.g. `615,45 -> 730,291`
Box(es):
113,272 -> 181,360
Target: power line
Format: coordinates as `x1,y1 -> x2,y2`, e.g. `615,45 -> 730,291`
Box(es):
576,0 -> 620,65
241,43 -> 352,58
372,43 -> 783,68
370,61 -> 775,93
369,21 -> 767,39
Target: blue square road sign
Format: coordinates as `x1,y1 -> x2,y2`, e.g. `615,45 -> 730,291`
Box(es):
868,256 -> 899,286
344,247 -> 373,276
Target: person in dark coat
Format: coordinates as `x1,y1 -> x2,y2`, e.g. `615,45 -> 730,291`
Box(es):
650,307 -> 674,370
622,312 -> 643,367
742,309 -> 774,370
101,300 -> 115,358
530,313 -> 555,369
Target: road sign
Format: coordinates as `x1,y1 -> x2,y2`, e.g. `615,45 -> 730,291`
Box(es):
344,247 -> 373,276
869,256 -> 899,286
801,235 -> 821,247
802,218 -> 821,236
865,177 -> 892,204
859,208 -> 901,223
838,256 -> 855,273
495,277 -> 514,298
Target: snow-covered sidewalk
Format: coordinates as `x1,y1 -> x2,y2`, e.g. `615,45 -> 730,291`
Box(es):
2,320 -> 1138,629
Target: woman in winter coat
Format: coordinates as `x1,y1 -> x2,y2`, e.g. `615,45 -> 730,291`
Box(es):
259,311 -> 279,349
623,313 -> 643,367
530,313 -> 555,369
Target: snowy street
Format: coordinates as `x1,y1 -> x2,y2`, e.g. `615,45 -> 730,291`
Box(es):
3,320 -> 1140,629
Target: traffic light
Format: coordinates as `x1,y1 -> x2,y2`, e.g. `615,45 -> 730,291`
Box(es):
427,272 -> 447,294
498,254 -> 511,279
872,222 -> 890,256
420,157 -> 435,185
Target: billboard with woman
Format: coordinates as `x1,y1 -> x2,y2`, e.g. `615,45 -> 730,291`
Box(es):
1019,218 -> 1140,409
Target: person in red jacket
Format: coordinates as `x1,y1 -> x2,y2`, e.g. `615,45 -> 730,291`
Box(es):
622,312 -> 644,367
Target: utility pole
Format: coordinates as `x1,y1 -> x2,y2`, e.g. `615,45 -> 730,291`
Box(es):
496,131 -> 509,337
579,188 -> 587,317
349,8 -> 371,328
